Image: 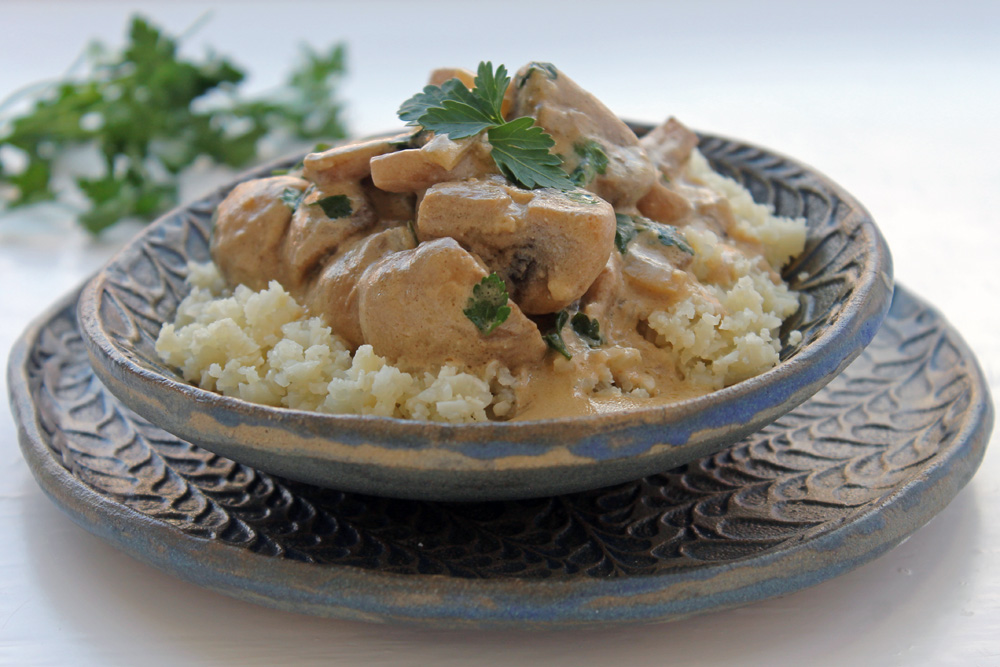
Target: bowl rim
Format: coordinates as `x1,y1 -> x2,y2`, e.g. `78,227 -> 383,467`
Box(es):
76,127 -> 894,497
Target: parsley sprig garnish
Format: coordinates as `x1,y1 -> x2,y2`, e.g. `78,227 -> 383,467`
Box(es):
397,62 -> 574,191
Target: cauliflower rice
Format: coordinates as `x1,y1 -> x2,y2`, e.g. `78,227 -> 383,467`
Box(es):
645,150 -> 803,390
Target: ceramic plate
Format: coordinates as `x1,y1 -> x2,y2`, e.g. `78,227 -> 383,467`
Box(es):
76,131 -> 893,501
10,285 -> 991,628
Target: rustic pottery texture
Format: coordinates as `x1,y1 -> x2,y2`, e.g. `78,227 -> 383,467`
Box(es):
76,131 -> 893,500
9,285 -> 992,628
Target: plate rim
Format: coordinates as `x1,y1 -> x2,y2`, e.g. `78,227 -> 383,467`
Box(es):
10,284 -> 993,628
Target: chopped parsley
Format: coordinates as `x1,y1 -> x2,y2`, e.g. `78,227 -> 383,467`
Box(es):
464,273 -> 512,335
564,191 -> 601,205
615,213 -> 639,254
614,213 -> 694,256
311,193 -> 352,218
569,139 -> 609,187
516,61 -> 558,88
571,312 -> 603,347
397,61 -> 574,191
389,130 -> 426,150
280,187 -> 306,211
543,310 -> 572,360
652,222 -> 694,255
543,310 -> 604,359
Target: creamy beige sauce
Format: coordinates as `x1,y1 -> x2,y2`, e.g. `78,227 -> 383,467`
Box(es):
513,346 -> 705,420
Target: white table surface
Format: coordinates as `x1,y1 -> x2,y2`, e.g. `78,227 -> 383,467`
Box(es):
2,2 -> 998,665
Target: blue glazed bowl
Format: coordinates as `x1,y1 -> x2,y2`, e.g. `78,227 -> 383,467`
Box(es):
77,129 -> 893,501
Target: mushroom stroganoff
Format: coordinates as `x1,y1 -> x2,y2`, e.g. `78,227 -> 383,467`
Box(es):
155,62 -> 806,423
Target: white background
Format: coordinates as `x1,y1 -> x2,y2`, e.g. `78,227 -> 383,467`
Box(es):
1,1 -> 998,665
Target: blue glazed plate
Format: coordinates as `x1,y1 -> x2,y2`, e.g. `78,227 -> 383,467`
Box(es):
76,131 -> 893,501
9,285 -> 992,628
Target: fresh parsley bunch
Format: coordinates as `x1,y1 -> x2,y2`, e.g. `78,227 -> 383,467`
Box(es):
397,62 -> 574,191
0,16 -> 348,234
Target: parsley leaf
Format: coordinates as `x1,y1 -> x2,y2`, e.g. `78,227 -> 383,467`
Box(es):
402,64 -> 507,139
564,191 -> 601,205
0,15 -> 348,234
543,310 -> 603,359
464,273 -> 512,335
311,194 -> 352,218
470,61 -> 509,121
516,62 -> 558,88
569,139 -> 609,187
571,312 -> 603,347
652,223 -> 694,255
395,61 -> 574,191
542,310 -> 572,360
398,79 -> 466,125
488,118 -> 575,190
615,213 -> 638,254
419,101 -> 497,140
281,187 -> 306,211
614,213 -> 694,256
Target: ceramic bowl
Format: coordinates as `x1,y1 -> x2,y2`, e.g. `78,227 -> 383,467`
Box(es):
77,128 -> 893,501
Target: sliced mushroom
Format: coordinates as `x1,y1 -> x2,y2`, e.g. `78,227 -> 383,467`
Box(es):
511,64 -> 657,209
361,177 -> 416,226
211,175 -> 307,291
282,182 -> 378,291
639,117 -> 699,181
416,176 -> 616,314
302,133 -> 411,191
621,242 -> 691,306
357,237 -> 548,369
369,134 -> 496,194
579,253 -> 625,324
306,225 -> 417,348
637,180 -> 692,225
